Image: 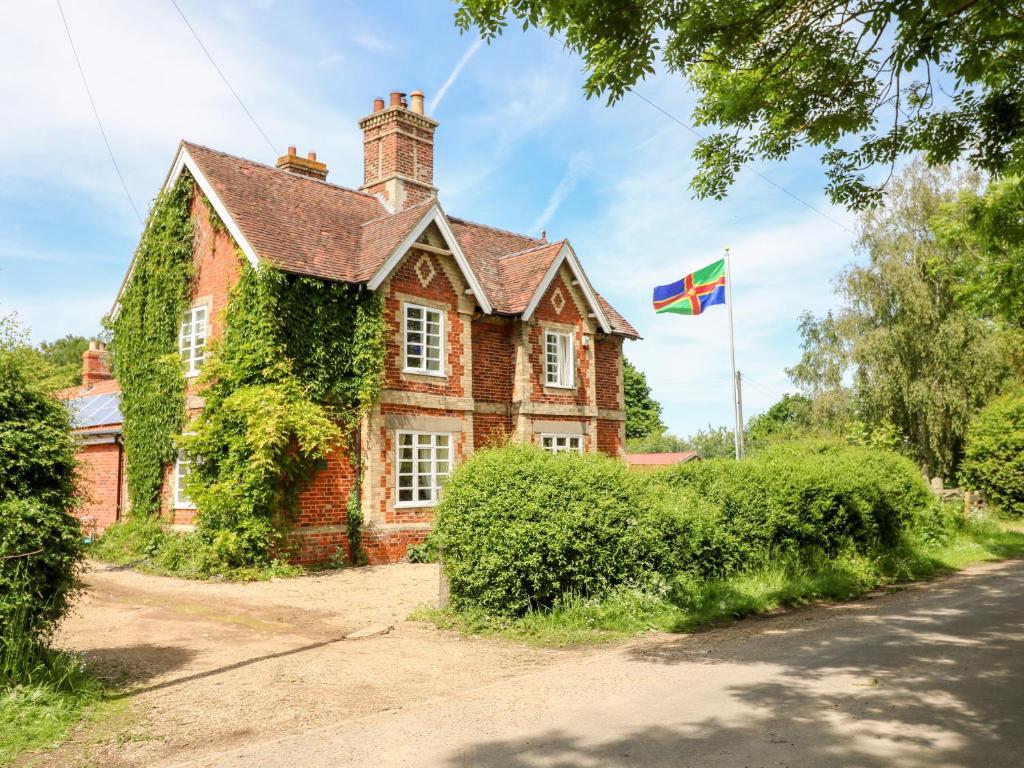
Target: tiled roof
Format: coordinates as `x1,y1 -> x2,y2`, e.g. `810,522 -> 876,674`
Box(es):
624,452 -> 700,465
55,378 -> 121,401
183,142 -> 637,336
596,293 -> 640,339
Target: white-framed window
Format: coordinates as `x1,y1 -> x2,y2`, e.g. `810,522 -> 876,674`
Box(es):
541,434 -> 584,454
173,450 -> 194,509
396,432 -> 451,506
544,330 -> 574,388
403,303 -> 444,376
179,305 -> 207,377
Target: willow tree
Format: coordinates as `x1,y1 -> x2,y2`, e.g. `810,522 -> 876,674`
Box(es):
790,160 -> 1014,477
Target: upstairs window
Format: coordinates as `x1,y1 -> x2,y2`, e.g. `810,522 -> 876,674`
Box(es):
541,434 -> 583,454
396,432 -> 451,506
404,303 -> 443,375
544,330 -> 574,388
179,306 -> 207,377
174,450 -> 194,509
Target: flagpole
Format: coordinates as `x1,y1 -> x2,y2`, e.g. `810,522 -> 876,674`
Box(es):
724,248 -> 742,459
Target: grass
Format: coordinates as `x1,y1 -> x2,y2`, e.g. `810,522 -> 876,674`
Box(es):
87,516 -> 301,582
0,648 -> 112,767
414,512 -> 1024,647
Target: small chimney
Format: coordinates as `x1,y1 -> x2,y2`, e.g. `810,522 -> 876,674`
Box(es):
275,145 -> 329,180
359,88 -> 438,211
410,90 -> 424,115
82,340 -> 112,388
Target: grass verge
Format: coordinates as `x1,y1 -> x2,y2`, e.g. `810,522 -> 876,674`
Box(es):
87,516 -> 300,582
413,513 -> 1024,647
0,649 -> 113,767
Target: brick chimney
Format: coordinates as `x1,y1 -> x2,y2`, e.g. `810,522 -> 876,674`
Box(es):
82,340 -> 112,388
276,146 -> 329,180
358,90 -> 438,211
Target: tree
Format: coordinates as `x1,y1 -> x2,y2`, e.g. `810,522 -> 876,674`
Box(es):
38,335 -> 90,385
934,176 -> 1024,328
746,393 -> 815,445
456,1 -> 1024,209
0,316 -> 83,673
960,388 -> 1024,516
789,161 -> 1015,477
623,358 -> 664,439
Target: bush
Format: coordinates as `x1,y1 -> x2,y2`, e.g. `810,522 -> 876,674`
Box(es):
961,389 -> 1024,516
436,442 -> 935,618
434,445 -> 720,616
0,353 -> 83,682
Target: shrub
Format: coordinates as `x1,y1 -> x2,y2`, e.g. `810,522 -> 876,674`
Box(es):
961,389 -> 1024,516
436,442 -> 935,618
0,353 -> 83,681
434,445 -> 718,616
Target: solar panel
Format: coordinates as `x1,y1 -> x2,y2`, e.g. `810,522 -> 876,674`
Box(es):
67,393 -> 123,429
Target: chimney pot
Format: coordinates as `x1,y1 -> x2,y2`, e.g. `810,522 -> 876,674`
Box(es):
88,340 -> 99,351
287,145 -> 296,156
410,90 -> 424,115
307,151 -> 317,161
389,91 -> 403,107
373,97 -> 385,112
276,147 -> 328,180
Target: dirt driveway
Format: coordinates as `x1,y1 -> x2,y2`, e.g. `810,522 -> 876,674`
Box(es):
34,562 -> 573,767
31,558 -> 1024,767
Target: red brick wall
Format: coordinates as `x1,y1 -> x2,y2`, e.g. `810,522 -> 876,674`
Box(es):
471,317 -> 514,402
474,412 -> 511,449
362,528 -> 430,564
528,273 -> 590,407
382,252 -> 465,397
361,111 -> 435,208
595,336 -> 623,410
190,190 -> 241,345
288,446 -> 356,564
74,442 -> 123,534
597,419 -> 621,456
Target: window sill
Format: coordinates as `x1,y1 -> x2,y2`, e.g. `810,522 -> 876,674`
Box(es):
544,382 -> 576,390
394,500 -> 439,509
173,504 -> 196,511
402,368 -> 447,379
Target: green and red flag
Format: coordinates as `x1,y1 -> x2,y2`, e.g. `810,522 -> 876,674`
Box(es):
652,258 -> 727,315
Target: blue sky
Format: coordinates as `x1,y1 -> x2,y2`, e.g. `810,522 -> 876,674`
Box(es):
0,0 -> 870,437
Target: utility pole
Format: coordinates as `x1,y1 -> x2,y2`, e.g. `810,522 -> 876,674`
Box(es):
735,370 -> 745,458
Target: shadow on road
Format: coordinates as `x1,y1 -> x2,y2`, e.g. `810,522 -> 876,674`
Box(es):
444,563 -> 1024,767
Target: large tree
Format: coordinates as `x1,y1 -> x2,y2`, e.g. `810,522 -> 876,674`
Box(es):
789,160 -> 1015,477
456,1 -> 1024,208
623,358 -> 664,438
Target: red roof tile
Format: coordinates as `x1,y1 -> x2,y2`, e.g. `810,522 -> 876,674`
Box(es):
182,142 -> 637,336
624,452 -> 700,465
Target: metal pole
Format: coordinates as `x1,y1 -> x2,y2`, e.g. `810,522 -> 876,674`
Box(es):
725,248 -> 741,460
736,370 -> 745,458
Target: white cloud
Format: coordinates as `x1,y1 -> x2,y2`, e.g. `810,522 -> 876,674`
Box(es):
530,151 -> 591,234
429,37 -> 483,113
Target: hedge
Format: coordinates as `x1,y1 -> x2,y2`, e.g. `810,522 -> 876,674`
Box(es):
961,389 -> 1024,516
435,442 -> 936,617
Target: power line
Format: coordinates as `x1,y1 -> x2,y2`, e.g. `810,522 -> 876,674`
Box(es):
168,0 -> 278,156
625,89 -> 854,235
56,0 -> 142,223
548,32 -> 853,234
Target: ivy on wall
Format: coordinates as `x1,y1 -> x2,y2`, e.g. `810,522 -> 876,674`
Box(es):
181,253 -> 387,565
109,177 -> 386,567
108,173 -> 195,516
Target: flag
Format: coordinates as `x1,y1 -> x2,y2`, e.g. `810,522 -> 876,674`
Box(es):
653,258 -> 727,315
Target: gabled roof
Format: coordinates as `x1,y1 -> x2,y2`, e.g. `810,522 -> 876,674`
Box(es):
121,141 -> 636,336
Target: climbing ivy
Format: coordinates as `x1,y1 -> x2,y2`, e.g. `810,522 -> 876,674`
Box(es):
180,257 -> 387,566
108,173 -> 195,516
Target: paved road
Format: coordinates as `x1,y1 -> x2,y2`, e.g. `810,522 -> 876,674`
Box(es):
172,559 -> 1024,768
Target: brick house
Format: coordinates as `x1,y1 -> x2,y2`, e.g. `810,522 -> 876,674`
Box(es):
62,90 -> 638,565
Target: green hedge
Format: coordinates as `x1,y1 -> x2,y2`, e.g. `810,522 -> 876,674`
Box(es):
961,389 -> 1024,516
435,442 -> 935,617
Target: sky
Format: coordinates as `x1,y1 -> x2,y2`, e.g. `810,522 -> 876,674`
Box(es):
0,0 -> 873,437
